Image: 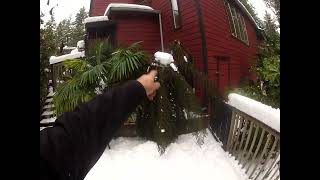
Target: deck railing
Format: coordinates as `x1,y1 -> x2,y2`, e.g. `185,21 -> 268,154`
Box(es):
210,101 -> 280,180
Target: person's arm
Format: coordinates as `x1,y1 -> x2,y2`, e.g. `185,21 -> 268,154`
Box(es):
40,70 -> 160,180
40,80 -> 146,179
40,70 -> 160,179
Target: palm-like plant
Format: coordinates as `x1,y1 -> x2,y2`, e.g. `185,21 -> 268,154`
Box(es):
108,42 -> 149,84
54,40 -> 149,116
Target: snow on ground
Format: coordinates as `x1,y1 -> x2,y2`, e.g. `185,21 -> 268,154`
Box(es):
84,16 -> 109,24
227,93 -> 280,132
85,129 -> 248,180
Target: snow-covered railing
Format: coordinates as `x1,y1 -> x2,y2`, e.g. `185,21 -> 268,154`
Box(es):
210,93 -> 280,180
225,94 -> 280,180
227,93 -> 280,132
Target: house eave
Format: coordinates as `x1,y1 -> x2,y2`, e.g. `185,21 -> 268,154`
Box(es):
104,3 -> 160,17
234,0 -> 263,31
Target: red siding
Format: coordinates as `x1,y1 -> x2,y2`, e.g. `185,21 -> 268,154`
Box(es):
91,0 -> 135,16
152,0 -> 203,71
151,0 -> 205,99
200,0 -> 259,92
111,13 -> 161,56
89,0 -> 260,96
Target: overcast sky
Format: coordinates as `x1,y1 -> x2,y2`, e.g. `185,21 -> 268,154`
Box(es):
40,0 -> 276,24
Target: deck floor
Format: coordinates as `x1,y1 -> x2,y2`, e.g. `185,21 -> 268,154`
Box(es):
85,129 -> 248,180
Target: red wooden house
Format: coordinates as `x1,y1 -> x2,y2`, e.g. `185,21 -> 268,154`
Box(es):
85,0 -> 264,96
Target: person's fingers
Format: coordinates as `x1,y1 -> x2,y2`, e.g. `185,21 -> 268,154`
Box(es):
154,82 -> 160,90
147,91 -> 156,101
149,69 -> 158,78
147,95 -> 154,101
150,91 -> 156,97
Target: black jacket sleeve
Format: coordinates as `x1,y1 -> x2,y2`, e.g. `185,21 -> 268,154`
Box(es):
40,80 -> 146,180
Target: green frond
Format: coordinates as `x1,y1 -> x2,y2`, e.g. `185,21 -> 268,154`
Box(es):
54,78 -> 96,116
108,43 -> 148,83
64,59 -> 91,74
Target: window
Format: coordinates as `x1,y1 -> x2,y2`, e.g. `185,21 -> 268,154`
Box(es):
171,0 -> 181,29
224,1 -> 249,45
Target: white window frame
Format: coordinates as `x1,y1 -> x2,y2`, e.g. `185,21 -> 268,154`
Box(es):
224,1 -> 249,45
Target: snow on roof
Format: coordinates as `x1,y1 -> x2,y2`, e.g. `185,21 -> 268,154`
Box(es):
104,3 -> 155,16
84,16 -> 109,24
227,93 -> 280,132
49,51 -> 85,65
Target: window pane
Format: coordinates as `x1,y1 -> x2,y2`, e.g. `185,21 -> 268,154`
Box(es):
231,7 -> 240,38
241,16 -> 249,44
237,13 -> 244,41
225,1 -> 236,35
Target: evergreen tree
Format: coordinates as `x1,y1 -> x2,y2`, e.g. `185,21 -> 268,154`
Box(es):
43,14 -> 58,53
259,11 -> 280,58
136,41 -> 212,153
70,7 -> 88,46
262,0 -> 280,25
233,11 -> 280,108
238,0 -> 263,27
40,12 -> 58,117
56,17 -> 73,48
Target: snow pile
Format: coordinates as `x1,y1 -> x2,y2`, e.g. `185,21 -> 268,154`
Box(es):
227,93 -> 280,132
85,129 -> 248,180
63,46 -> 76,50
104,3 -> 154,16
77,40 -> 85,49
49,51 -> 85,65
84,16 -> 109,24
70,48 -> 79,54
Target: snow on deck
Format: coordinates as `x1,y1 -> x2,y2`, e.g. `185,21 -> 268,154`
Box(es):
84,16 -> 109,24
49,51 -> 85,65
227,93 -> 280,132
104,3 -> 154,16
85,129 -> 248,180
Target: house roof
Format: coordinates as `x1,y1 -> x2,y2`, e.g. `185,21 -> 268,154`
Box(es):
84,16 -> 109,24
90,1 -> 262,31
104,3 -> 159,17
234,0 -> 262,30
